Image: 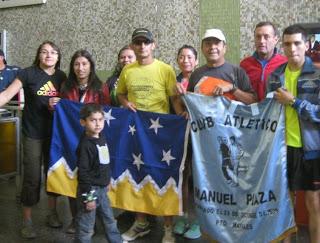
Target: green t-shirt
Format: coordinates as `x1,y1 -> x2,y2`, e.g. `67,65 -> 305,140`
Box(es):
117,59 -> 176,114
284,66 -> 302,148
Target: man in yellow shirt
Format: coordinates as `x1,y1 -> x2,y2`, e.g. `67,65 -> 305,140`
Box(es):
268,24 -> 320,243
117,28 -> 184,243
117,28 -> 182,115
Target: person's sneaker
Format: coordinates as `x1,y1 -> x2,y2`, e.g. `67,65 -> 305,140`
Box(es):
162,225 -> 175,243
173,218 -> 188,235
121,220 -> 150,241
47,212 -> 62,228
183,222 -> 201,239
21,220 -> 37,239
66,219 -> 76,234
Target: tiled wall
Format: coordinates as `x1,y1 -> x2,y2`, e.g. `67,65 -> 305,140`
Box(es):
200,0 -> 240,65
0,0 -> 319,72
201,0 -> 320,63
0,0 -> 200,73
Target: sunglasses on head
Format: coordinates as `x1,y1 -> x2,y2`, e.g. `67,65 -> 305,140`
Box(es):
132,39 -> 153,45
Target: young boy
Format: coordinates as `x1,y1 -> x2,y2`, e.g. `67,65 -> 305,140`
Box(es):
75,103 -> 123,243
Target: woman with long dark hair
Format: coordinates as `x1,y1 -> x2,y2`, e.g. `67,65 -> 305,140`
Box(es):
49,49 -> 111,234
0,41 -> 67,239
59,49 -> 110,104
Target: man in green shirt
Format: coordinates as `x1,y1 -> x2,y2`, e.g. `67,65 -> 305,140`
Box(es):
268,24 -> 320,243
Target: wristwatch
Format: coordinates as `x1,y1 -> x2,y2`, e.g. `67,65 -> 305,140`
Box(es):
230,83 -> 237,93
289,97 -> 296,106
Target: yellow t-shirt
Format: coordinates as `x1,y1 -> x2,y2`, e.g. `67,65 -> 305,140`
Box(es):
284,66 -> 302,148
116,59 -> 176,114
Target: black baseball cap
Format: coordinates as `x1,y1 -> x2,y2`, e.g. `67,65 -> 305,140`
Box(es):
132,28 -> 154,42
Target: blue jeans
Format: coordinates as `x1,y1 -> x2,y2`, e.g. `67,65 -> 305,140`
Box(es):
75,186 -> 122,243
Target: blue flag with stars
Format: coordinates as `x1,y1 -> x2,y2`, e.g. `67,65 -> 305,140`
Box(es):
47,99 -> 189,216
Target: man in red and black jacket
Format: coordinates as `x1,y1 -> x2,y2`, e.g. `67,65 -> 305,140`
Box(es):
240,21 -> 287,101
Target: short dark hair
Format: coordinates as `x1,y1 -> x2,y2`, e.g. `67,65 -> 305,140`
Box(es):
0,49 -> 7,65
177,45 -> 198,60
254,21 -> 279,37
80,103 -> 104,120
283,24 -> 308,41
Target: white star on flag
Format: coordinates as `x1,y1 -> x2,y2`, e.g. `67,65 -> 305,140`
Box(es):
132,153 -> 144,171
149,117 -> 163,134
161,149 -> 176,166
128,125 -> 136,136
104,110 -> 116,126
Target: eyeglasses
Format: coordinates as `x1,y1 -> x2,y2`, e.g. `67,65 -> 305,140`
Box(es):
40,50 -> 58,56
132,39 -> 152,45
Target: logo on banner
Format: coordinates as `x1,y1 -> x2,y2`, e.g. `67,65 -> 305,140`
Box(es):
218,136 -> 248,187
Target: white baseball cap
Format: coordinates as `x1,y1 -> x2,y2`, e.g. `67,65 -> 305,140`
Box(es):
202,28 -> 226,43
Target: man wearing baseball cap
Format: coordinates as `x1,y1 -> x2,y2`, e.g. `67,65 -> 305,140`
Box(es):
175,28 -> 257,242
0,49 -> 20,93
117,28 -> 185,243
180,28 -> 257,105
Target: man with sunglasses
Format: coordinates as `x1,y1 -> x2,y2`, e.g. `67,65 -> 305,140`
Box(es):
117,28 -> 182,115
117,28 -> 184,243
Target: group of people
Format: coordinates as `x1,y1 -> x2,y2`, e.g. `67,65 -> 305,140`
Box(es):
0,21 -> 319,243
0,42 -> 129,242
244,22 -> 320,243
0,28 -> 195,243
177,22 -> 320,243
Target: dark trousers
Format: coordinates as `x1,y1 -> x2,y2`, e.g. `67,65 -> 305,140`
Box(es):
20,136 -> 51,206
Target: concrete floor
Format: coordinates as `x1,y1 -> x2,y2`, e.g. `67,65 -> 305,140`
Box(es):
0,175 -> 311,243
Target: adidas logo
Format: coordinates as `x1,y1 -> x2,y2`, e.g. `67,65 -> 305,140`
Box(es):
37,81 -> 59,96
